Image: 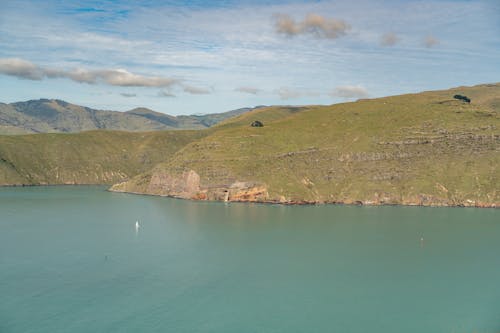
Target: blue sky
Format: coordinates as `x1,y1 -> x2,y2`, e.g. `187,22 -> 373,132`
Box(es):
0,0 -> 499,114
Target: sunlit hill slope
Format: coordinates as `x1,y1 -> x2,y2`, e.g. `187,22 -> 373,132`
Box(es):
111,83 -> 500,207
0,83 -> 498,207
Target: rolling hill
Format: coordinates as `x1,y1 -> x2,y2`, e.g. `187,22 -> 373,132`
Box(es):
0,99 -> 259,134
110,83 -> 500,207
0,83 -> 498,207
0,130 -> 208,185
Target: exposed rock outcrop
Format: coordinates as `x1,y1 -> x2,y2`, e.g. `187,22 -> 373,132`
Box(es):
112,169 -> 269,203
147,169 -> 201,198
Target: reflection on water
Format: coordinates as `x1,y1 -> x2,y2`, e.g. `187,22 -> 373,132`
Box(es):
0,186 -> 499,333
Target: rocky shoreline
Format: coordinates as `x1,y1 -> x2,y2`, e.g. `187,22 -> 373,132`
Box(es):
108,169 -> 498,208
0,182 -> 496,208
108,187 -> 498,208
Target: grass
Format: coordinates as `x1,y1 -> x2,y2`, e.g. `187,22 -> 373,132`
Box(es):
114,83 -> 499,206
0,130 -> 207,185
1,83 -> 499,206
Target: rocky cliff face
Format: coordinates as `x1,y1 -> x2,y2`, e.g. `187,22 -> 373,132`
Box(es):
147,170 -> 202,198
111,169 -> 269,202
111,172 -> 499,207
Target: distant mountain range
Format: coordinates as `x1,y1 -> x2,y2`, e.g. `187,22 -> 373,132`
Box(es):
0,99 -> 263,134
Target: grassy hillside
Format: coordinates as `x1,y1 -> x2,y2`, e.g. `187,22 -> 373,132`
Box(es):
112,83 -> 500,207
0,99 -> 259,134
0,130 -> 207,185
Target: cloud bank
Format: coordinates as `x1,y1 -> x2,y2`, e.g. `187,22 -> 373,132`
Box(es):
158,90 -> 176,98
275,13 -> 350,39
183,85 -> 211,95
235,87 -> 261,95
330,85 -> 369,99
274,87 -> 319,100
274,87 -> 302,99
120,93 -> 136,98
0,58 -> 43,80
0,58 -> 178,87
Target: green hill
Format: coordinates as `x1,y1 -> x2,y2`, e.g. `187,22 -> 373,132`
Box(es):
1,83 -> 498,207
111,83 -> 500,207
0,99 -> 259,134
0,130 -> 207,185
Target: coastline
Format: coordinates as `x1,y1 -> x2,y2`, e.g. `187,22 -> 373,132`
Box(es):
1,182 -> 497,208
108,186 -> 499,209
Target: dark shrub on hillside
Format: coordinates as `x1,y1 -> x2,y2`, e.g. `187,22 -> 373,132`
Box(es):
251,120 -> 264,127
453,94 -> 471,103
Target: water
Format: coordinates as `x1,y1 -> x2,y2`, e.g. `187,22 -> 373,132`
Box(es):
0,186 -> 499,333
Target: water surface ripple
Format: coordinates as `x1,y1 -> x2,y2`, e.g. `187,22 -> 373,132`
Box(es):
1,186 -> 499,333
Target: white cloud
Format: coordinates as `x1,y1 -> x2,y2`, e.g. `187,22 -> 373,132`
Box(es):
274,13 -> 350,39
0,0 -> 498,114
330,85 -> 369,99
380,32 -> 399,46
158,90 -> 176,98
89,69 -> 177,87
275,87 -> 301,99
275,87 -> 317,100
423,35 -> 439,48
235,86 -> 261,95
0,58 -> 44,80
0,58 -> 179,87
183,85 -> 211,95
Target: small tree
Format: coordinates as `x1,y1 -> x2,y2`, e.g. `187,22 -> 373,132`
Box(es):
251,120 -> 264,127
453,94 -> 471,103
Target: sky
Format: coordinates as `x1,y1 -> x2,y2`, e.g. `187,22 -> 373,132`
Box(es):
0,0 -> 499,115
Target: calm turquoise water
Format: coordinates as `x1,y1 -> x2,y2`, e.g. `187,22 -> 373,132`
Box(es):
0,186 -> 499,333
